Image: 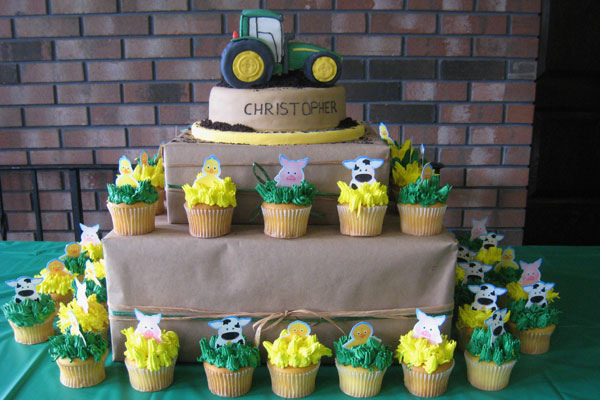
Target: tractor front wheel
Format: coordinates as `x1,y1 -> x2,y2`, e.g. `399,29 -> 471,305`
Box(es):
221,40 -> 273,88
303,52 -> 341,85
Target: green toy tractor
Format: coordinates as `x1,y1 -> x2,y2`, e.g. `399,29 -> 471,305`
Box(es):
221,9 -> 342,88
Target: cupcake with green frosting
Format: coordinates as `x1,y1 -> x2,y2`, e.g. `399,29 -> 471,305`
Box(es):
507,297 -> 560,354
49,330 -> 109,388
334,325 -> 393,398
198,335 -> 260,397
107,174 -> 159,236
397,175 -> 451,236
337,181 -> 389,237
2,291 -> 56,344
133,151 -> 166,214
465,327 -> 520,391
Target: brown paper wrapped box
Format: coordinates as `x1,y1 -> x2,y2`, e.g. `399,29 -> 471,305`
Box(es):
164,126 -> 390,225
104,216 -> 457,363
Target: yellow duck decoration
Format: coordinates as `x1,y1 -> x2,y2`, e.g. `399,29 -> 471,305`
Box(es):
343,322 -> 379,348
116,155 -> 139,188
45,259 -> 71,277
283,321 -> 311,339
193,155 -> 222,188
494,247 -> 519,271
64,242 -> 82,259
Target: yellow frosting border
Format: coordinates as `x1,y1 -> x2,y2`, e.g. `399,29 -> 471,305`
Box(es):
337,181 -> 389,215
36,269 -> 74,296
122,327 -> 179,371
395,330 -> 456,374
57,294 -> 108,333
182,176 -> 237,208
191,121 -> 365,145
263,329 -> 332,368
456,304 -> 493,329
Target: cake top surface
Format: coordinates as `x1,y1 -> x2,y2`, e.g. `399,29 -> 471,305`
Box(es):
48,330 -> 108,363
197,335 -> 260,372
122,326 -> 180,371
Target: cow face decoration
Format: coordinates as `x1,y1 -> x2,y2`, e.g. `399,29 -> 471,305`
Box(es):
342,156 -> 384,189
523,281 -> 555,309
5,276 -> 43,303
479,232 -> 504,250
208,316 -> 252,348
484,308 -> 508,348
457,245 -> 476,264
468,283 -> 507,312
458,261 -> 492,285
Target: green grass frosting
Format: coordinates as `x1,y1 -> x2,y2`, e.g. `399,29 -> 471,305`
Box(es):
48,331 -> 108,362
63,253 -> 90,275
197,336 -> 260,372
71,277 -> 107,303
2,294 -> 55,327
255,180 -> 317,206
107,180 -> 159,205
509,299 -> 560,330
466,327 -> 520,366
334,336 -> 393,371
397,175 -> 452,207
485,268 -> 522,288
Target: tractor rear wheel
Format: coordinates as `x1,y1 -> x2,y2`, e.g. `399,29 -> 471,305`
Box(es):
303,52 -> 341,85
221,40 -> 273,88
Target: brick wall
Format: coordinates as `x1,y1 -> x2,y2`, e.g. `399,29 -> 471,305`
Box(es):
0,0 -> 540,244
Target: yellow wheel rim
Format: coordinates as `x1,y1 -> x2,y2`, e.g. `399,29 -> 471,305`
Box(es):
312,56 -> 337,82
232,50 -> 265,83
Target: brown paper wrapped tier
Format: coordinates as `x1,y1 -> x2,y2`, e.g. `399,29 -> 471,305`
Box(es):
156,187 -> 166,215
507,321 -> 555,354
401,359 -> 454,398
203,362 -> 254,397
261,202 -> 311,239
56,350 -> 108,388
184,202 -> 234,238
106,201 -> 157,236
267,361 -> 320,398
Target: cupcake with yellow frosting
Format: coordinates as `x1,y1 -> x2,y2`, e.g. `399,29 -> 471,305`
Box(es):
133,151 -> 166,215
122,310 -> 179,392
337,181 -> 388,237
81,242 -> 103,262
455,305 -> 493,352
57,293 -> 109,339
263,321 -> 332,398
36,259 -> 75,305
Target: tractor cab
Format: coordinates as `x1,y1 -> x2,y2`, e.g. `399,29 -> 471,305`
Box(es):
238,9 -> 284,64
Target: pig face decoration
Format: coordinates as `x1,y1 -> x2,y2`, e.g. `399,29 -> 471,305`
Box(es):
412,308 -> 446,345
274,155 -> 309,188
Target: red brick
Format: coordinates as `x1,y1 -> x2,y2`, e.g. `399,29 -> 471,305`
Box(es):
129,126 -> 178,146
506,105 -> 534,123
97,192 -> 109,208
2,193 -> 32,211
497,230 -> 523,246
266,0 -> 332,9
82,211 -> 112,231
122,0 -> 188,11
406,37 -> 471,57
39,192 -> 71,211
371,13 -> 436,34
62,128 -> 126,148
478,0 -> 540,13
471,82 -> 536,102
337,36 -> 401,56
440,105 -> 503,123
0,40 -> 52,61
0,85 -> 54,105
56,39 -> 121,60
299,12 -> 365,33
466,167 -> 529,186
470,126 -> 532,145
0,108 -> 22,127
15,17 -> 80,38
0,0 -> 46,15
0,150 -> 27,164
193,37 -> 230,57
511,15 -> 540,36
25,106 -> 88,126
474,37 -> 538,58
338,0 -> 404,9
125,38 -> 190,58
7,232 -> 36,241
95,148 -> 155,165
503,146 -> 530,165
87,61 -> 152,81
193,82 -> 215,102
154,14 -> 221,35
440,168 -> 465,187
84,15 -> 149,36
294,35 -> 333,50
406,0 -> 472,10
464,209 -> 526,228
156,60 -> 220,80
0,172 -> 32,190
45,232 -> 76,241
91,106 -> 155,125
443,209 -> 463,228
346,103 -> 364,121
226,12 -> 294,34
81,191 -> 96,210
7,213 -> 36,230
498,189 -> 527,208
51,0 -> 116,13
0,19 -> 11,38
440,147 -> 501,166
57,83 -> 120,104
447,188 -> 497,208
159,104 -> 207,124
193,0 -> 259,9
80,170 -> 114,190
21,62 -> 84,83
41,212 -> 70,230
37,171 -> 63,190
404,126 -> 466,145
124,83 -> 190,103
30,149 -> 93,164
441,15 -> 506,35
404,82 -> 468,101
0,129 -> 59,148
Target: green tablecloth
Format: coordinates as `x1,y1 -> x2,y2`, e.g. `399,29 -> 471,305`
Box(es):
1,241 -> 599,399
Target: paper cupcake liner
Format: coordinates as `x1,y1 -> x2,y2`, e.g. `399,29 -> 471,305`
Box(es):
184,204 -> 234,238
337,205 -> 387,237
267,361 -> 320,398
50,291 -> 73,305
507,322 -> 555,354
9,315 -> 55,344
397,203 -> 446,236
56,351 -> 108,388
156,187 -> 166,215
401,359 -> 454,398
125,356 -> 176,392
456,326 -> 475,352
464,351 -> 516,391
203,362 -> 254,397
335,360 -> 386,398
261,205 -> 311,239
107,201 -> 157,236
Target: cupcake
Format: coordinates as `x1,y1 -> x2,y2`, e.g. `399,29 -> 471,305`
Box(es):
2,277 -> 56,344
334,322 -> 393,397
337,181 -> 388,237
198,334 -> 260,397
133,151 -> 166,215
254,156 -> 316,239
61,242 -> 90,278
122,310 -> 179,392
263,321 -> 332,398
79,223 -> 104,261
455,304 -> 493,352
396,309 -> 456,398
36,259 -> 75,305
49,329 -> 109,388
397,174 -> 451,236
182,157 -> 237,238
57,293 -> 109,339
